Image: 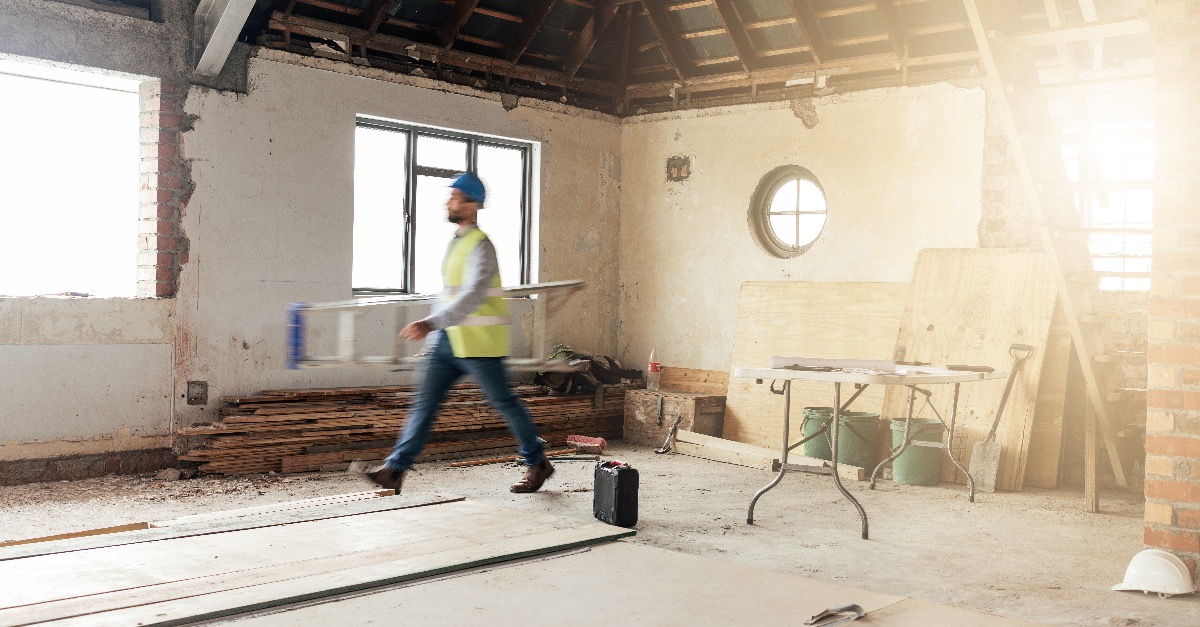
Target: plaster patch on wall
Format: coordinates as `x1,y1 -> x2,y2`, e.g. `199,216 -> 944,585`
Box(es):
0,431 -> 170,462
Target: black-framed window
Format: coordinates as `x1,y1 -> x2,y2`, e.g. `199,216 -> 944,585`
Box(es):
352,117 -> 534,294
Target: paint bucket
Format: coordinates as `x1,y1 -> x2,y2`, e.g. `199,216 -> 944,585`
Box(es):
801,408 -> 880,470
889,418 -> 946,486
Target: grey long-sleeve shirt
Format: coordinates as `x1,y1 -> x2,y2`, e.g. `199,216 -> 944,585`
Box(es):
424,225 -> 500,331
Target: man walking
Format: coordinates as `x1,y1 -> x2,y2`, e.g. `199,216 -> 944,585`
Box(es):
362,172 -> 554,494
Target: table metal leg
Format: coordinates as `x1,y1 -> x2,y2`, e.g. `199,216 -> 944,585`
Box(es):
871,385 -> 918,489
831,383 -> 869,539
943,382 -> 975,502
748,380 -> 790,524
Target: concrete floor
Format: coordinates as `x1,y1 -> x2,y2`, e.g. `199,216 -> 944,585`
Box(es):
1,442 -> 1195,625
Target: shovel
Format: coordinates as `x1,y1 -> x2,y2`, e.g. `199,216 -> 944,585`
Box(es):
971,343 -> 1033,493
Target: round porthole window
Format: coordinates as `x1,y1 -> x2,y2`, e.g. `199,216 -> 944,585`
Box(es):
748,165 -> 827,258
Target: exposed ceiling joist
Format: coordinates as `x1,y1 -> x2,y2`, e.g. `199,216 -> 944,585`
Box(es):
642,0 -> 691,80
788,0 -> 830,64
565,0 -> 620,76
360,0 -> 392,33
711,0 -> 755,73
507,0 -> 557,63
1013,17 -> 1150,48
873,0 -> 907,58
195,0 -> 257,77
438,0 -> 482,49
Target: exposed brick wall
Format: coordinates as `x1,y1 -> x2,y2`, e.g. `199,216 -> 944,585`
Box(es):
138,80 -> 190,298
978,88 -> 1039,249
1145,0 -> 1200,582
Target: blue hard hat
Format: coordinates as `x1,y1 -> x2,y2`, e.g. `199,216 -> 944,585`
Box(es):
450,172 -> 486,205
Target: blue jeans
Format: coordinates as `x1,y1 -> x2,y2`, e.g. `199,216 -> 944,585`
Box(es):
384,331 -> 545,471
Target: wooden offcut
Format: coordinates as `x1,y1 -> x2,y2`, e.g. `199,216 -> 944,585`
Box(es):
659,367 -> 729,395
881,249 -> 1061,491
723,282 -> 909,449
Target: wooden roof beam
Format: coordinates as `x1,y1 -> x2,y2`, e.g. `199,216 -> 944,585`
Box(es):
438,0 -> 481,50
873,0 -> 907,58
359,0 -> 392,33
712,0 -> 756,73
507,0 -> 557,63
565,0 -> 620,76
642,0 -> 691,80
787,0 -> 830,64
1012,17 -> 1150,48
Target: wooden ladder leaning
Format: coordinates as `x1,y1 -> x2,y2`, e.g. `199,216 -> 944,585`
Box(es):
963,1 -> 1153,510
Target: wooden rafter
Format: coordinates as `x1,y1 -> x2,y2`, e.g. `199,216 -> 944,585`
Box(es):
873,0 -> 907,58
615,3 -> 632,95
359,0 -> 392,33
787,0 -> 830,64
437,0 -> 481,49
565,0 -> 620,76
642,0 -> 690,80
269,12 -> 618,97
712,0 -> 755,73
507,0 -> 558,63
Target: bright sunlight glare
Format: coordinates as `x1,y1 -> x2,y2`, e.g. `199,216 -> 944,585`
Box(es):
0,61 -> 140,298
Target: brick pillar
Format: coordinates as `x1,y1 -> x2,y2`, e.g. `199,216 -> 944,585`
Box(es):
138,80 -> 190,298
1144,1 -> 1200,581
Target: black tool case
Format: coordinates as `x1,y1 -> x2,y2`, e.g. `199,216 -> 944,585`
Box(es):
593,461 -> 638,527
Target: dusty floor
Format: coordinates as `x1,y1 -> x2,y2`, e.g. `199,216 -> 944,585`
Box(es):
2,443 -> 1194,625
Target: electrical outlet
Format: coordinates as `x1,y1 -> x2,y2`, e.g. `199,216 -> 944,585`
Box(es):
186,381 -> 208,405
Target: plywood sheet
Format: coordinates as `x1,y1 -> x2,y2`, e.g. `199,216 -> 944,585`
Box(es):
724,282 -> 909,449
1023,302 -> 1071,488
220,542 -> 1033,626
881,249 -> 1058,491
0,500 -> 632,626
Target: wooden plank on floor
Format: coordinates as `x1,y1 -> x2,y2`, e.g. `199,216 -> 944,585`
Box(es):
151,490 -> 394,527
674,430 -> 775,470
0,523 -> 151,549
881,249 -> 1058,491
724,282 -> 908,449
3,501 -> 633,626
0,493 -> 464,562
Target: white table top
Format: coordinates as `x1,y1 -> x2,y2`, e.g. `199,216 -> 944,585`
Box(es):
733,366 -> 1005,385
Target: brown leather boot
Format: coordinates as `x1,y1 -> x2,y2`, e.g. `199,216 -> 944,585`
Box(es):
510,459 -> 555,493
360,464 -> 405,494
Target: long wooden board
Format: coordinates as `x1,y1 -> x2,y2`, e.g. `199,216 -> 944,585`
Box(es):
880,249 -> 1059,491
0,500 -> 633,626
723,282 -> 909,449
1022,302 -> 1071,488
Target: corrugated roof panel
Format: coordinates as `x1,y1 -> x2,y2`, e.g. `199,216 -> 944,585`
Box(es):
734,0 -> 793,22
819,11 -> 886,40
460,13 -> 519,46
826,40 -> 894,59
747,23 -> 804,50
897,0 -> 965,28
685,34 -> 737,60
672,4 -> 721,32
325,0 -> 369,10
393,0 -> 448,27
482,0 -> 528,15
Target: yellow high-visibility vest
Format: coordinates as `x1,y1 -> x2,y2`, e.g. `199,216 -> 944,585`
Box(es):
442,227 -> 510,357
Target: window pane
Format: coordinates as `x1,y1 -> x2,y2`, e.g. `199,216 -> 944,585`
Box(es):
769,214 -> 798,247
798,179 -> 826,212
769,180 -> 798,215
353,126 -> 408,290
413,175 -> 458,294
417,135 -> 467,171
0,69 -> 138,297
476,145 -> 525,285
798,214 -> 827,246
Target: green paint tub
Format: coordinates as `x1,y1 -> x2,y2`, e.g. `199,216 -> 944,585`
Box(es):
800,407 -> 880,470
890,418 -> 946,486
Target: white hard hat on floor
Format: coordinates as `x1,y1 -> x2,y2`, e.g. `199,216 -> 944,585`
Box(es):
1111,549 -> 1196,599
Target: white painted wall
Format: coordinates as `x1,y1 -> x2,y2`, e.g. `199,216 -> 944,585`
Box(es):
0,51 -> 989,459
617,84 -> 986,372
173,54 -> 624,429
0,298 -> 174,460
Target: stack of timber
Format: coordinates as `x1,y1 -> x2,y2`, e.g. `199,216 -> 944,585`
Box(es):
180,384 -> 632,476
